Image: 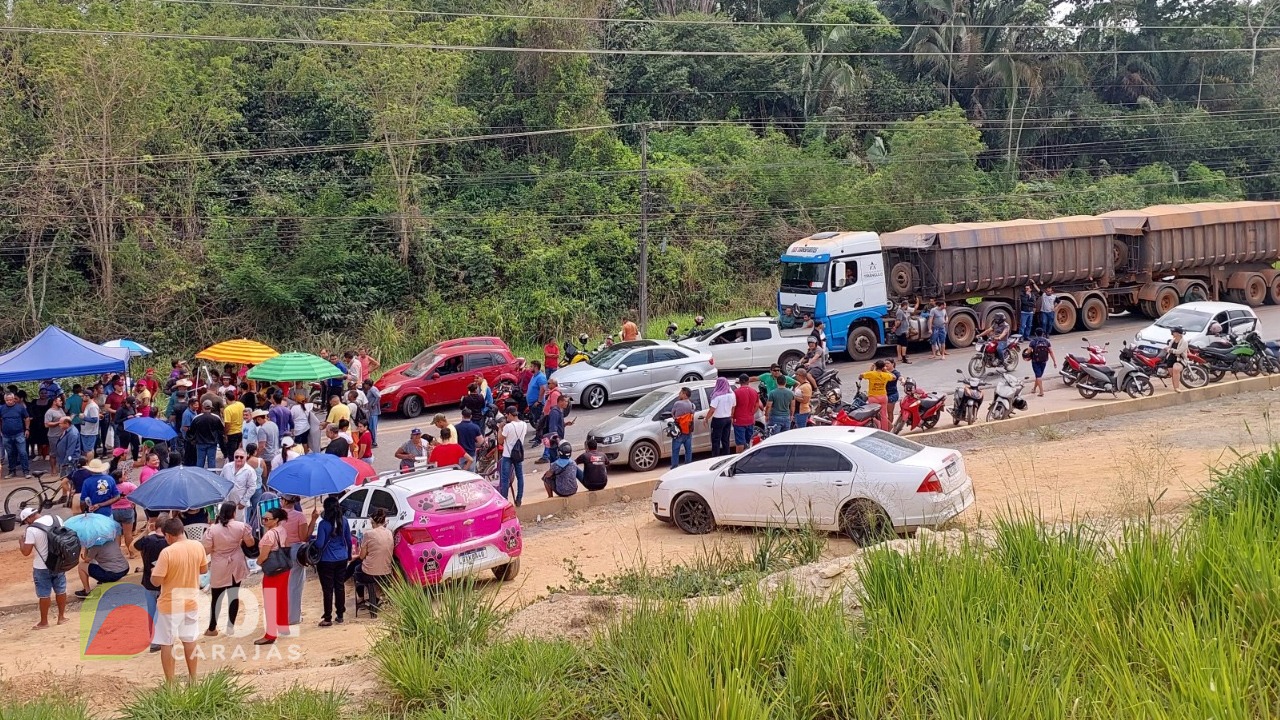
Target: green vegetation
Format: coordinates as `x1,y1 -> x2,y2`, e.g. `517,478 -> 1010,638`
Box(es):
3,0 -> 1278,359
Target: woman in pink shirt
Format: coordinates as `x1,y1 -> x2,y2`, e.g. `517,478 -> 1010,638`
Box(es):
202,502 -> 255,636
112,474 -> 139,558
138,452 -> 161,485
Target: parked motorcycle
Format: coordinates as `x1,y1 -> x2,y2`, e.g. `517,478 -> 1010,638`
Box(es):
564,334 -> 593,365
1125,342 -> 1209,389
987,372 -> 1029,422
949,369 -> 987,426
813,368 -> 842,399
967,333 -> 1021,377
1075,349 -> 1153,399
1192,331 -> 1263,382
1060,338 -> 1109,387
892,378 -> 947,434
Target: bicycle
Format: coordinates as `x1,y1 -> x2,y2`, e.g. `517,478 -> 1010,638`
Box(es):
4,471 -> 64,516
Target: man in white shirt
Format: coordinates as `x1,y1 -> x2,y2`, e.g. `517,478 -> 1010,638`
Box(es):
345,351 -> 362,389
18,507 -> 67,629
221,450 -> 258,520
498,407 -> 529,507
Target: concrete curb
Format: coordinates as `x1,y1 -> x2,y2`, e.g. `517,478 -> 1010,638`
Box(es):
515,374 -> 1280,524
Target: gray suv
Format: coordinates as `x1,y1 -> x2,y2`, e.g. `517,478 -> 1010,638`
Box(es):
586,380 -> 719,472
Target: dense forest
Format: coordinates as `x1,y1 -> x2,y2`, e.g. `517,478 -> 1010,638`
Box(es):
1,0 -> 1278,359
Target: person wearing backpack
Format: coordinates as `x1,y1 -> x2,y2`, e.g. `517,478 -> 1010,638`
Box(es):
19,507 -> 72,629
670,387 -> 696,469
1028,329 -> 1055,397
498,406 -> 529,506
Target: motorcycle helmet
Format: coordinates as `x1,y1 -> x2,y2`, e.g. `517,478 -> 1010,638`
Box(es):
558,441 -> 573,458
902,377 -> 916,394
1021,347 -> 1033,361
694,315 -> 705,326
1012,397 -> 1028,411
667,322 -> 678,335
1171,326 -> 1185,335
578,333 -> 589,344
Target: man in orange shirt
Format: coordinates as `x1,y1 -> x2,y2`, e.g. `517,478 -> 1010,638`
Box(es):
151,518 -> 208,683
620,316 -> 640,342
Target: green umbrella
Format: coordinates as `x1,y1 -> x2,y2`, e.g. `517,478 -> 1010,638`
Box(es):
245,352 -> 343,382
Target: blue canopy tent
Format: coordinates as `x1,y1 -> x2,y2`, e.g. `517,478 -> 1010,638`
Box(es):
0,326 -> 131,383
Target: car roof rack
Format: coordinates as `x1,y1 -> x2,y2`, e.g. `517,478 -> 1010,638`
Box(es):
378,463 -> 456,486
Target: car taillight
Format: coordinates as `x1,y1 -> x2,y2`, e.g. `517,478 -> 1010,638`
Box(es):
501,505 -> 517,522
916,471 -> 943,493
708,357 -> 715,366
399,527 -> 434,544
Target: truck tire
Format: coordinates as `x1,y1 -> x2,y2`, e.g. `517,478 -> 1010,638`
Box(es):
946,313 -> 977,348
1078,297 -> 1107,331
1182,284 -> 1209,304
1268,276 -> 1280,305
889,262 -> 917,296
981,305 -> 1013,335
846,326 -> 878,362
1155,286 -> 1180,315
1244,274 -> 1268,306
1111,239 -> 1130,271
1052,301 -> 1078,335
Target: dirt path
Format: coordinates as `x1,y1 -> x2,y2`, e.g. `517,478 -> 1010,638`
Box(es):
0,390 -> 1272,711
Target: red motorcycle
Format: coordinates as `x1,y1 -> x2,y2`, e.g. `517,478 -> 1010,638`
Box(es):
891,378 -> 947,434
1059,337 -> 1109,386
809,402 -> 883,430
1127,342 -> 1209,388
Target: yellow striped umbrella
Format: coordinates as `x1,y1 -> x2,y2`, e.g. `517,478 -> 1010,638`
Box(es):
195,338 -> 280,365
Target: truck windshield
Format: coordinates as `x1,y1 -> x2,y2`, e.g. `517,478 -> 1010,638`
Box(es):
781,262 -> 828,293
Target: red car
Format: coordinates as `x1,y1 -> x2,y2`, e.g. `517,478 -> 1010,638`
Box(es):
376,337 -> 524,418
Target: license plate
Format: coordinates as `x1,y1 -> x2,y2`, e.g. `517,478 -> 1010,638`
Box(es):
458,548 -> 486,564
946,462 -> 958,478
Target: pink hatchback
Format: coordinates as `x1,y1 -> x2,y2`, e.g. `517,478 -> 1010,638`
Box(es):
339,467 -> 522,585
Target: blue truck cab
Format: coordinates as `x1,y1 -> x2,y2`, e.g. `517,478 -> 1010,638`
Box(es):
779,231 -> 890,361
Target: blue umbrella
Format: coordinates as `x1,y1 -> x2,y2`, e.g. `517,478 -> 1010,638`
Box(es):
123,416 -> 177,441
102,338 -> 154,357
128,466 -> 233,511
64,513 -> 120,547
267,453 -> 359,497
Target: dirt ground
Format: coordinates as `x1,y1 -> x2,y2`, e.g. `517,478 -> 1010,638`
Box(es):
0,390 -> 1273,713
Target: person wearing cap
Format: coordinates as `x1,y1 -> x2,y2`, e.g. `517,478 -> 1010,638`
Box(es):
271,435 -> 303,471
395,429 -> 431,471
1167,326 -> 1190,392
189,400 -> 224,469
430,414 -> 457,446
251,409 -> 281,472
179,396 -> 199,466
539,395 -> 574,464
19,507 -> 68,628
541,440 -> 579,498
801,335 -> 827,375
731,374 -> 761,452
498,406 -> 529,505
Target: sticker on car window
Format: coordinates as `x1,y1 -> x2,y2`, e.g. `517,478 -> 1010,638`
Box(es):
411,481 -> 491,512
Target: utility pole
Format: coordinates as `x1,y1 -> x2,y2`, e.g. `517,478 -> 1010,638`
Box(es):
637,122 -> 650,334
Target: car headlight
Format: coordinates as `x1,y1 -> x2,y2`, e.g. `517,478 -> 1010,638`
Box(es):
599,433 -> 623,444
382,384 -> 401,394
559,381 -> 577,389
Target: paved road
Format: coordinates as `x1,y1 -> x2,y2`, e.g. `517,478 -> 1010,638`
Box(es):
370,304 -> 1280,471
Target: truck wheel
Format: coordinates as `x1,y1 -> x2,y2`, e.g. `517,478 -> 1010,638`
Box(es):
846,326 -> 878,362
778,351 -> 804,376
983,306 -> 1013,334
1112,239 -> 1130,271
1268,276 -> 1280,305
1245,275 -> 1268,306
1155,286 -> 1180,315
1078,297 -> 1107,331
889,263 -> 917,296
946,313 -> 977,348
1052,302 -> 1078,335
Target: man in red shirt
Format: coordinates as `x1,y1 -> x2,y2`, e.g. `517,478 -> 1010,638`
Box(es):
731,374 -> 762,452
427,428 -> 472,468
543,341 -> 560,373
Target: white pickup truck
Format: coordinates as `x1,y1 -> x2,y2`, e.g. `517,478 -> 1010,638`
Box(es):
677,316 -> 816,374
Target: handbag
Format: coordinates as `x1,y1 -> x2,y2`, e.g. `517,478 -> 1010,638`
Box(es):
260,529 -> 291,576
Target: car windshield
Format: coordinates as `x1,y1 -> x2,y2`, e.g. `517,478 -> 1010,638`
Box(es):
851,431 -> 925,464
1153,309 -> 1212,330
588,345 -> 632,369
690,323 -> 726,342
620,390 -> 674,418
781,261 -> 828,293
401,351 -> 442,378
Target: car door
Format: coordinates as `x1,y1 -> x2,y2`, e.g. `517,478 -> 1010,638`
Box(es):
611,349 -> 654,398
1227,309 -> 1259,335
423,354 -> 472,407
707,328 -> 753,369
749,326 -> 773,368
650,347 -> 693,387
712,444 -> 790,525
340,488 -> 371,538
688,389 -> 712,454
367,488 -> 407,526
780,444 -> 855,528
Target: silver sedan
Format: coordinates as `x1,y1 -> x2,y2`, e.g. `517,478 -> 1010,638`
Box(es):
550,340 -> 718,409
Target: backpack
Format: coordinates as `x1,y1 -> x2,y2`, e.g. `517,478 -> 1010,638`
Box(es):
1030,337 -> 1050,364
508,423 -> 525,463
353,404 -> 368,426
31,516 -> 83,574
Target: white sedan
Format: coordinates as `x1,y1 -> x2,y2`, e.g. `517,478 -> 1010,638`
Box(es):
651,426 -> 975,545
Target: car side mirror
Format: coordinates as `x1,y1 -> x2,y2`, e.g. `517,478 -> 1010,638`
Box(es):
617,365 -> 628,372
430,372 -> 440,380
659,412 -> 672,420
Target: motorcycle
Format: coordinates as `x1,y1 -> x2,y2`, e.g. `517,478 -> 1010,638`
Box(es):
949,369 -> 987,426
892,378 -> 947,434
967,333 -> 1021,377
1060,338 -> 1110,387
1192,331 -> 1264,382
1126,342 -> 1209,389
1074,349 -> 1153,399
564,335 -> 593,365
810,402 -> 883,430
986,372 -> 1029,422
813,368 -> 842,399
666,316 -> 707,342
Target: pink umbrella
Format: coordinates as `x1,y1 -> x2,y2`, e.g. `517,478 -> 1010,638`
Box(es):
342,456 -> 378,485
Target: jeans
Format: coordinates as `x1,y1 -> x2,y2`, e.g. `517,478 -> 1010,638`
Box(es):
499,456 -> 524,504
33,568 -> 66,598
709,417 -> 732,456
767,419 -> 789,437
367,414 -> 379,446
732,424 -> 755,448
195,443 -> 217,469
317,560 -> 347,622
670,433 -> 692,469
3,434 -> 29,475
793,413 -> 810,430
1039,311 -> 1054,335
1020,311 -> 1034,339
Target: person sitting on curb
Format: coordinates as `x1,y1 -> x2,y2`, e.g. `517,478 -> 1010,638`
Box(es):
542,441 -> 580,498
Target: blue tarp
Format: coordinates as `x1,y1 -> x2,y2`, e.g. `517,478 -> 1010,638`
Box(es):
0,326 -> 131,383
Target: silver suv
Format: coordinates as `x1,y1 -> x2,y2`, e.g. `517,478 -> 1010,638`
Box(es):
586,380 -> 719,472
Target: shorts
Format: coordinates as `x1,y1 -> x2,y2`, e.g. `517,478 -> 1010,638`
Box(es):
931,328 -> 947,346
152,608 -> 200,646
733,424 -> 755,447
896,332 -> 909,347
1032,361 -> 1047,379
79,434 -> 96,455
88,564 -> 128,584
33,568 -> 67,599
112,507 -> 136,525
